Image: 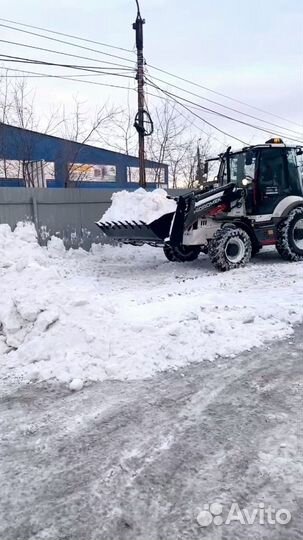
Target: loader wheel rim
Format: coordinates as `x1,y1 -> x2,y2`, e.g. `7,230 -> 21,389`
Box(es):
225,237 -> 245,263
293,218 -> 303,250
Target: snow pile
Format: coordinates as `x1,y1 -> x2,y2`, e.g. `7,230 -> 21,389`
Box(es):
99,188 -> 177,224
1,222 -> 303,388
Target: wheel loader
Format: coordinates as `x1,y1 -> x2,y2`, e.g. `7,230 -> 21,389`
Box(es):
96,138 -> 303,271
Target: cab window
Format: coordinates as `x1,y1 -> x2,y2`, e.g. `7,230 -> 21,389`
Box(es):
222,152 -> 256,187
287,149 -> 302,194
259,148 -> 301,196
258,149 -> 286,195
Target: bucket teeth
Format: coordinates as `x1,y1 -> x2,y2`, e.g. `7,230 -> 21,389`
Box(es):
96,213 -> 172,243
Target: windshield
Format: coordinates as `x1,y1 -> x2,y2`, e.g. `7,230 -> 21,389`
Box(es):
286,149 -> 303,194
222,151 -> 256,186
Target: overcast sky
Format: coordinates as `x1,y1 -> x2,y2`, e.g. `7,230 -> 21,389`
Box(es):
0,0 -> 302,151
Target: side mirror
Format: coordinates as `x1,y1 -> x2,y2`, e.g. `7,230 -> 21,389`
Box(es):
296,148 -> 303,156
245,151 -> 253,166
203,161 -> 209,175
242,177 -> 253,187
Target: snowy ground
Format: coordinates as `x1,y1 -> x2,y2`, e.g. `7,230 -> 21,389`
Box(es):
0,221 -> 303,390
1,223 -> 303,539
1,222 -> 303,389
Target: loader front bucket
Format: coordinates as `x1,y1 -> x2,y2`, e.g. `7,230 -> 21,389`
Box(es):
96,211 -> 175,245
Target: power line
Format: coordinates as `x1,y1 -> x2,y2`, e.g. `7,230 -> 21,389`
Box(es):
0,54 -> 135,79
147,63 -> 302,129
0,62 -> 250,148
146,78 -> 248,145
1,66 -> 136,91
175,100 -> 303,145
0,17 -> 135,54
0,17 -> 300,130
0,22 -> 135,66
135,0 -> 142,18
3,57 -> 300,146
146,78 -> 303,145
0,64 -> 239,149
145,85 -> 225,146
1,72 -> 120,79
5,62 -> 297,148
147,73 -> 303,139
0,38 -> 135,70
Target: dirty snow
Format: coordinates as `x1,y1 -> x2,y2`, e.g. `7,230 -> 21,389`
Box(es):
99,188 -> 177,224
1,222 -> 303,388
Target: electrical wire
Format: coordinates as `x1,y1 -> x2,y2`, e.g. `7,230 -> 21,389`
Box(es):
0,17 -> 135,54
147,64 -> 303,128
0,23 -> 135,65
0,17 -> 300,129
135,0 -> 142,18
0,54 -> 135,79
1,72 -> 120,79
0,66 -> 137,91
147,73 -> 303,138
146,78 -> 303,145
146,78 -> 248,145
0,63 -> 259,147
0,64 -> 222,146
0,38 -> 135,70
145,85 -> 225,146
2,19 -> 301,145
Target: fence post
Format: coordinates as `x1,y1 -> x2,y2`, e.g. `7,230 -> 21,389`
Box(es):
31,195 -> 41,244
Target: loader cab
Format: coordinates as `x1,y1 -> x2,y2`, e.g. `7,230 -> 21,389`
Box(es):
218,139 -> 303,216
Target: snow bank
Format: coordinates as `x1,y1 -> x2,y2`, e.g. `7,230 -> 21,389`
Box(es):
98,188 -> 177,224
1,222 -> 303,388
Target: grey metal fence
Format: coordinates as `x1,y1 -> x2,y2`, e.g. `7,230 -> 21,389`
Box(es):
0,187 -> 187,250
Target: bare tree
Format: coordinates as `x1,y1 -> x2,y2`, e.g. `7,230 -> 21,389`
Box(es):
0,74 -> 39,185
95,88 -> 137,183
145,100 -> 213,188
0,69 -> 214,189
0,72 -> 64,186
167,136 -> 196,188
98,89 -> 137,155
178,135 -> 213,189
60,96 -> 119,186
0,72 -> 120,187
145,101 -> 189,185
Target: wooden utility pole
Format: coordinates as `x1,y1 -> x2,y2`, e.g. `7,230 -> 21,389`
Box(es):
133,0 -> 146,187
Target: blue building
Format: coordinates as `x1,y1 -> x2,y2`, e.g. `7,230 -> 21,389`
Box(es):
0,123 -> 168,189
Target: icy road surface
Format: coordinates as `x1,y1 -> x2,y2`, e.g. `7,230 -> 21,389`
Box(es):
1,330 -> 303,540
1,223 -> 303,386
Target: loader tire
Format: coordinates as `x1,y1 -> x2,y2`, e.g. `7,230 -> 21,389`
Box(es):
276,207 -> 303,261
222,222 -> 260,257
208,227 -> 252,272
163,244 -> 200,262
